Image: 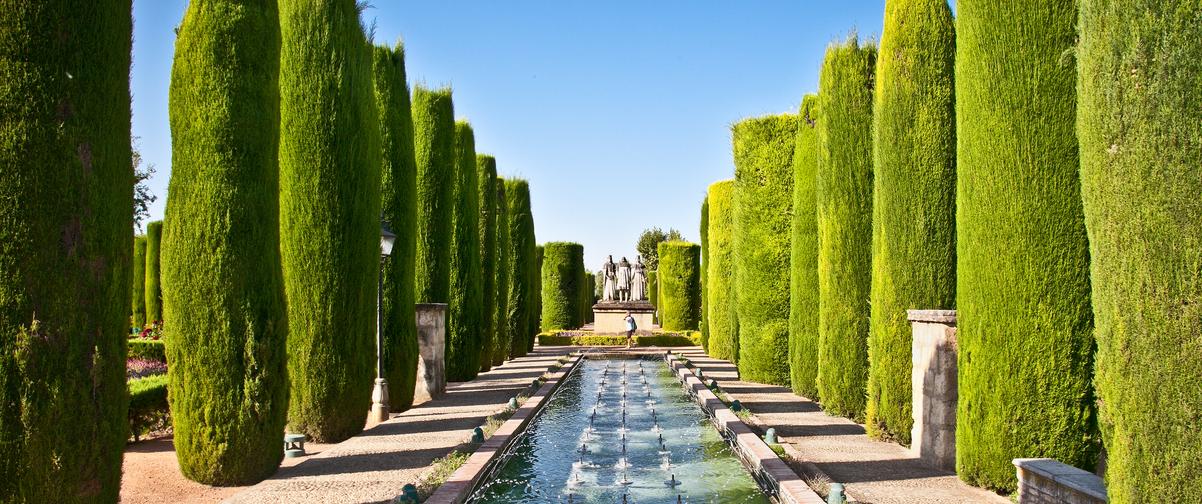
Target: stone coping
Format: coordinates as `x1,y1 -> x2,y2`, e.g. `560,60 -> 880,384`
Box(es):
1013,458 -> 1108,501
424,352 -> 585,504
665,353 -> 826,504
907,309 -> 957,324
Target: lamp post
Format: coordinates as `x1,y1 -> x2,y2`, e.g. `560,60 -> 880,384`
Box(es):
371,221 -> 398,423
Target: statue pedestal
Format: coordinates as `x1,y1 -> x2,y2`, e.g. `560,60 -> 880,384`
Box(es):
593,301 -> 655,334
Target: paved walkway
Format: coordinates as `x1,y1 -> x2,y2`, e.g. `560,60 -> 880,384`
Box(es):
226,346 -> 573,504
679,348 -> 1009,504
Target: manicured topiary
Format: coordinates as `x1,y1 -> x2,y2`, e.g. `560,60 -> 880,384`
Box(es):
476,154 -> 497,372
815,37 -> 876,421
505,179 -> 536,357
647,270 -> 658,309
0,1 -> 132,499
144,220 -> 164,322
278,0 -> 381,443
411,85 -> 455,304
447,121 -> 482,381
955,0 -> 1097,490
705,180 -> 738,363
132,236 -> 148,329
372,42 -> 418,411
732,114 -> 798,386
584,273 -> 596,323
532,244 -> 544,351
700,196 -> 709,349
541,242 -> 585,331
788,94 -> 821,399
163,0 -> 290,484
866,0 -> 956,444
1077,2 -> 1201,500
493,180 -> 511,365
658,241 -> 702,331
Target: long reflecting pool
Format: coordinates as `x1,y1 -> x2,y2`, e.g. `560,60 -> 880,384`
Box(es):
466,357 -> 773,503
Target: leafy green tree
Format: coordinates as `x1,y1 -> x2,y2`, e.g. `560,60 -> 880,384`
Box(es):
788,95 -> 821,399
705,180 -> 738,363
476,155 -> 497,372
658,242 -> 702,331
446,121 -> 482,381
636,227 -> 683,270
411,85 -> 455,304
144,220 -> 163,322
504,179 -> 536,357
132,236 -> 148,329
541,242 -> 585,330
492,180 -> 510,365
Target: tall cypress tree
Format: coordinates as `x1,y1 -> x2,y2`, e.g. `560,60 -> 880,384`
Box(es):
531,245 -> 543,352
412,85 -> 455,304
867,0 -> 956,444
1078,1 -> 1201,500
504,179 -> 536,357
144,220 -> 164,322
0,1 -> 132,500
278,0 -> 381,443
164,0 -> 289,484
540,242 -> 584,331
371,42 -> 418,411
705,180 -> 738,363
476,155 -> 497,372
956,0 -> 1097,490
699,196 -> 709,349
132,236 -> 148,329
446,121 -> 481,381
493,180 -> 511,365
788,94 -> 821,399
658,242 -> 702,331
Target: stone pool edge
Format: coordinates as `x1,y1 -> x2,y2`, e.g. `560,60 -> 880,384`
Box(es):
665,352 -> 827,504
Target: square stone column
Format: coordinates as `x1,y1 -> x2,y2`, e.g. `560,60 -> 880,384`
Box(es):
414,303 -> 447,404
908,309 -> 958,471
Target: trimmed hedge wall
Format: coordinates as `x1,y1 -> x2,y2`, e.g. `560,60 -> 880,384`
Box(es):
446,121 -> 482,381
816,37 -> 876,421
411,85 -> 455,304
504,179 -> 537,357
493,180 -> 511,364
0,2 -> 133,499
128,339 -> 166,362
705,180 -> 738,363
278,0 -> 381,443
584,274 -> 596,323
129,375 -> 170,441
1078,1 -> 1202,500
540,242 -> 585,331
866,0 -> 956,445
699,196 -> 709,348
732,114 -> 798,386
788,94 -> 821,399
145,220 -> 164,322
132,236 -> 148,329
955,0 -> 1097,490
477,155 -> 497,372
647,270 -> 658,310
531,245 -> 543,352
658,241 -> 702,331
537,332 -> 701,347
372,42 -> 418,411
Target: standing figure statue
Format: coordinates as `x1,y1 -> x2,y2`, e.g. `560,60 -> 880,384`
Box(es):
631,255 -> 647,301
616,257 -> 633,302
602,255 -> 617,302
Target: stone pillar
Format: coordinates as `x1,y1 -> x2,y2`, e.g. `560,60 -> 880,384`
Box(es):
908,309 -> 957,471
414,303 -> 447,404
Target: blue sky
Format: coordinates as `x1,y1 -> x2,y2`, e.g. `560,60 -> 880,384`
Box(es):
132,1 -> 892,268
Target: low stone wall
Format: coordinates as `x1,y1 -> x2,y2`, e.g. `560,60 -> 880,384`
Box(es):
1013,458 -> 1108,504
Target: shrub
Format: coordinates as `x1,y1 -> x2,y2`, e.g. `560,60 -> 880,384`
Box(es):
128,339 -> 166,363
816,37 -> 876,421
411,85 -> 455,304
493,180 -> 511,365
647,270 -> 658,310
1077,1 -> 1202,500
732,114 -> 798,386
132,236 -> 148,329
789,94 -> 821,399
540,242 -> 585,331
278,0 -> 381,443
955,0 -> 1097,490
705,180 -> 738,363
476,155 -> 497,372
372,42 -> 418,411
536,331 -> 700,347
128,375 -> 170,441
531,244 -> 544,352
447,121 -> 482,381
658,241 -> 702,331
0,2 -> 132,500
699,196 -> 709,349
504,179 -> 537,357
584,273 -> 596,323
145,220 -> 164,322
866,0 -> 956,445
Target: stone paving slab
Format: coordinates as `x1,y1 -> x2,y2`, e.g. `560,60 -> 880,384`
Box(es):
225,347 -> 574,504
680,348 -> 1010,504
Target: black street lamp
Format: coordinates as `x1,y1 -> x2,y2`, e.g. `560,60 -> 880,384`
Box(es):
371,221 -> 398,422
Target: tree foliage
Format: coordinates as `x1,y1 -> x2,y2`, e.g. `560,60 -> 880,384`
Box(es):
636,227 -> 683,270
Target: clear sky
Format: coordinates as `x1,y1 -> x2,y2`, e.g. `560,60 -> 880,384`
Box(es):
132,1 -> 892,269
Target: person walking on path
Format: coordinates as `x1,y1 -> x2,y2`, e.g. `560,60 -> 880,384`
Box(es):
624,311 -> 636,348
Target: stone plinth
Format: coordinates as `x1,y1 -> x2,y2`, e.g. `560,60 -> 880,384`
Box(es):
909,309 -> 958,471
1013,458 -> 1107,504
593,301 -> 655,334
415,303 -> 447,404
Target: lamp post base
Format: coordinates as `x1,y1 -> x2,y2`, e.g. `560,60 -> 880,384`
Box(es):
370,377 -> 390,422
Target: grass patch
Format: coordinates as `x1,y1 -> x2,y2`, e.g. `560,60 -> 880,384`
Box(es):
414,449 -> 472,500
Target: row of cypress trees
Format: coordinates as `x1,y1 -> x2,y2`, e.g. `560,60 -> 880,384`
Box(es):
130,220 -> 166,330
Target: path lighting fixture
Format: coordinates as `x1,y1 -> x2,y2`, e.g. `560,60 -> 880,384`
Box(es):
371,221 -> 397,423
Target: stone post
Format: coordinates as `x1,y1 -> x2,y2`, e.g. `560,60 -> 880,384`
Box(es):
908,309 -> 957,471
415,303 -> 447,404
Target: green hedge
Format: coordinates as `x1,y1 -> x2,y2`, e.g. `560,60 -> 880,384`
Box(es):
584,274 -> 596,323
732,114 -> 798,386
278,0 -> 381,443
493,180 -> 511,365
372,42 -> 418,411
412,85 -> 455,304
816,37 -> 876,421
866,0 -> 956,445
537,332 -> 700,347
0,2 -> 133,499
540,242 -> 584,331
705,180 -> 738,363
128,375 -> 170,441
1078,1 -> 1201,500
658,241 -> 702,331
504,179 -> 537,357
955,0 -> 1097,490
647,270 -> 658,310
477,155 -> 498,372
788,94 -> 821,399
532,245 -> 544,352
132,236 -> 148,329
447,121 -> 482,381
128,339 -> 166,363
145,220 -> 164,323
699,196 -> 709,349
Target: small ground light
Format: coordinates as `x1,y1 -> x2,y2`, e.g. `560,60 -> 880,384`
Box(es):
399,483 -> 419,503
764,427 -> 777,444
730,400 -> 744,412
827,482 -> 846,504
508,397 -> 519,409
471,427 -> 485,443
